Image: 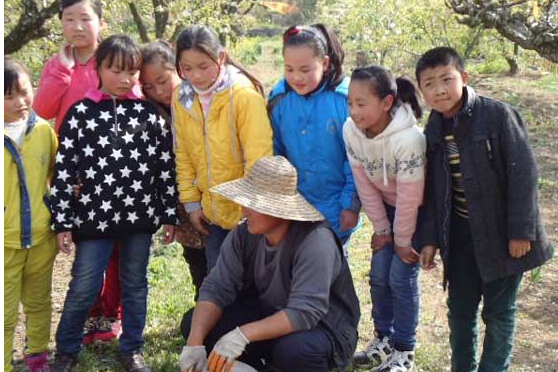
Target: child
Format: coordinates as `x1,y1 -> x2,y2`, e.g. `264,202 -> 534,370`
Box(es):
172,24 -> 273,271
140,39 -> 207,298
416,47 -> 553,372
343,65 -> 426,372
4,57 -> 58,372
49,34 -> 178,372
33,0 -> 131,345
268,24 -> 360,252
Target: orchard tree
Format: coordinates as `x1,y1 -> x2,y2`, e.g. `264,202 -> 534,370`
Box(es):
446,0 -> 558,63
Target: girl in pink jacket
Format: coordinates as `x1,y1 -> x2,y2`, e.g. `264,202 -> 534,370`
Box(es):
343,65 -> 426,372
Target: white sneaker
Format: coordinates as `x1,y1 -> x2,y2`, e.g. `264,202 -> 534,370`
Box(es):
377,350 -> 414,372
353,336 -> 393,369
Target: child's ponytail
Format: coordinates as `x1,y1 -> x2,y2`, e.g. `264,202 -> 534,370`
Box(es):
282,23 -> 345,89
351,65 -> 422,119
395,77 -> 422,119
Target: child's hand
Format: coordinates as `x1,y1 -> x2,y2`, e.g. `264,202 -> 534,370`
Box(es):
57,231 -> 75,254
162,224 -> 176,244
394,244 -> 420,265
509,239 -> 531,258
189,209 -> 210,236
370,232 -> 393,251
73,182 -> 83,198
58,42 -> 75,68
339,209 -> 359,232
419,245 -> 437,270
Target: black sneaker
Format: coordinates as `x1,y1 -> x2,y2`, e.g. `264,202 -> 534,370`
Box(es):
119,350 -> 151,372
50,352 -> 77,372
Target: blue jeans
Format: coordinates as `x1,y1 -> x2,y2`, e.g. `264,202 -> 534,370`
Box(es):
369,204 -> 421,351
204,225 -> 230,270
448,214 -> 522,372
55,234 -> 152,354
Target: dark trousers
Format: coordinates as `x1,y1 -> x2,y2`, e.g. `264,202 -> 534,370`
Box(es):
447,214 -> 522,372
182,245 -> 207,300
180,299 -> 334,372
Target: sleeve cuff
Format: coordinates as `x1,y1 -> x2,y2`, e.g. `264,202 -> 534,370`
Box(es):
185,202 -> 201,213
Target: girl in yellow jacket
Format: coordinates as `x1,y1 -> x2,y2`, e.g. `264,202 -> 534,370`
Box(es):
172,25 -> 273,269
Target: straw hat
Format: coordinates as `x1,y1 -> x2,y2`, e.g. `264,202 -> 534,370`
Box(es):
210,156 -> 324,221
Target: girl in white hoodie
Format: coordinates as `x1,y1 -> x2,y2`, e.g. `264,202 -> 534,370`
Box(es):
343,65 -> 425,372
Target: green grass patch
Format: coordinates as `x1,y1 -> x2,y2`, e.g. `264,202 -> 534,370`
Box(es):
230,37 -> 264,67
530,72 -> 558,93
467,57 -> 510,75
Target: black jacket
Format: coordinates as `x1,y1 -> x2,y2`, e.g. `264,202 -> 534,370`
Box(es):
51,94 -> 179,240
420,86 -> 553,283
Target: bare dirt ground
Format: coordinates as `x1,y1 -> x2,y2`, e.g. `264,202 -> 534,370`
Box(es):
11,70 -> 558,371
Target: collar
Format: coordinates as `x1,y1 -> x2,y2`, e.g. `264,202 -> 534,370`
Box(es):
84,85 -> 143,103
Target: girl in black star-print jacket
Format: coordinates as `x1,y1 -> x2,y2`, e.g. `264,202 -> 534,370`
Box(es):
49,35 -> 178,370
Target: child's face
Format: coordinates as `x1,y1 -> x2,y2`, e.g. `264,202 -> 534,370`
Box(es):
98,58 -> 140,97
418,64 -> 468,118
141,62 -> 181,107
4,74 -> 33,123
61,0 -> 103,51
283,45 -> 329,95
348,80 -> 393,135
178,49 -> 224,91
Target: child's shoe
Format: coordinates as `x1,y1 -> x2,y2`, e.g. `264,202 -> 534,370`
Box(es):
24,352 -> 50,372
94,317 -> 121,342
377,349 -> 414,372
83,317 -> 99,345
50,352 -> 77,372
353,336 -> 392,369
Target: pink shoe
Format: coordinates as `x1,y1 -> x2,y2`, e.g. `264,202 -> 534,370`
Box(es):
94,317 -> 122,342
24,352 -> 50,372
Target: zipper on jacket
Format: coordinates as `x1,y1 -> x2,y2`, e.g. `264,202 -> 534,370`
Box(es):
201,108 -> 216,223
112,97 -> 119,135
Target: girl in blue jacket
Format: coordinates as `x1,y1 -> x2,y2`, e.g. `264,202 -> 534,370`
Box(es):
269,24 -> 360,250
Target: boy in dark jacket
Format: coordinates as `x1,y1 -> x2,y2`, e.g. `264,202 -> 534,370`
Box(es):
416,47 -> 553,372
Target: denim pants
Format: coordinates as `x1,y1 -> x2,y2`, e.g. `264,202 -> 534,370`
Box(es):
204,225 -> 230,270
55,234 -> 152,354
447,214 -> 522,372
369,203 -> 421,351
181,299 -> 334,372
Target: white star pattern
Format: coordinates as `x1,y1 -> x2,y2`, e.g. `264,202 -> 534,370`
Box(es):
141,131 -> 149,142
128,117 -> 140,129
85,167 -> 96,179
56,153 -> 64,164
148,113 -> 157,123
56,214 -> 66,223
98,220 -> 108,232
133,102 -> 144,112
58,169 -> 70,181
71,154 -> 79,164
88,210 -> 96,220
111,148 -> 123,161
99,111 -> 112,122
115,186 -> 124,198
95,184 -> 102,195
98,157 -> 108,169
100,200 -> 112,212
80,193 -> 92,205
141,194 -> 151,205
154,216 -> 160,225
61,137 -> 74,149
146,145 -> 156,156
129,148 -> 140,161
166,186 -> 176,196
161,126 -> 169,137
65,184 -> 74,194
112,212 -> 121,224
160,171 -> 170,181
78,128 -> 84,139
165,207 -> 176,216
99,136 -> 110,148
86,118 -> 99,131
104,174 -> 116,186
138,163 -> 149,175
131,180 -> 142,192
121,166 -> 132,178
146,207 -> 154,217
160,151 -> 171,163
83,145 -> 95,157
122,131 -> 134,143
58,200 -> 70,210
68,116 -> 79,129
75,102 -> 87,113
116,105 -> 127,116
123,195 -> 134,206
74,216 -> 83,228
158,116 -> 166,127
50,186 -> 58,196
127,212 -> 139,223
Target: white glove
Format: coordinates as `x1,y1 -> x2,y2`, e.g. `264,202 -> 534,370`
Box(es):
179,345 -> 207,372
212,327 -> 250,361
58,42 -> 75,69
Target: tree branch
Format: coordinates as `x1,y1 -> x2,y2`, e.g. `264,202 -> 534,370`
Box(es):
129,2 -> 150,43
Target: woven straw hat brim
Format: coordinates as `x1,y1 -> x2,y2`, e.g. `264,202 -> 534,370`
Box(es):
211,178 -> 324,222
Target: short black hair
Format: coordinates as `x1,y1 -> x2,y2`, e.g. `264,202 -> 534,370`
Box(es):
59,0 -> 102,20
4,57 -> 31,95
415,47 -> 465,85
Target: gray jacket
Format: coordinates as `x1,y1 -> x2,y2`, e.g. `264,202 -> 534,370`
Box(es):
421,86 -> 553,283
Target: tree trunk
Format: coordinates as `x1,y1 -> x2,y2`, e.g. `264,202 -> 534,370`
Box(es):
505,43 -> 520,75
129,2 -> 150,43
